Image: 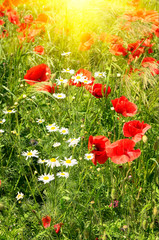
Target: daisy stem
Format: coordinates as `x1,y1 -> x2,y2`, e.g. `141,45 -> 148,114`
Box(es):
24,174 -> 37,204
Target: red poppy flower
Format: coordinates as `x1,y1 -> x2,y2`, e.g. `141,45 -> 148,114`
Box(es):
2,0 -> 12,10
109,200 -> 119,208
79,33 -> 94,51
42,216 -> 51,229
88,135 -> 110,166
141,57 -> 159,75
111,96 -> 137,117
6,9 -> 20,25
106,139 -> 141,164
34,13 -> 49,23
0,19 -> 5,25
69,69 -> 95,87
123,120 -> 151,143
0,5 -> 5,17
33,45 -> 45,55
88,84 -> 111,98
35,83 -> 57,94
54,223 -> 63,234
0,29 -> 9,38
24,14 -> 33,24
24,64 -> 51,85
109,44 -> 127,56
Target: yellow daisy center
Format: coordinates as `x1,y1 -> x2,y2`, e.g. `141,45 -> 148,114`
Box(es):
43,176 -> 49,180
0,121 -> 2,123
84,80 -> 88,83
71,139 -> 75,142
66,69 -> 70,72
76,76 -> 81,80
66,160 -> 71,164
62,130 -> 66,133
41,160 -> 45,162
60,79 -> 63,82
58,95 -> 62,98
51,126 -> 56,130
7,110 -> 12,113
61,173 -> 65,175
17,194 -> 21,198
87,155 -> 92,159
50,158 -> 56,162
27,152 -> 33,156
39,120 -> 42,123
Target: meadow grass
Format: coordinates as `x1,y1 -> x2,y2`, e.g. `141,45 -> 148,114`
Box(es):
0,0 -> 159,239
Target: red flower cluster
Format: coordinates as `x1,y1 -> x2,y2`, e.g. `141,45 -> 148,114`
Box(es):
141,57 -> 159,76
88,84 -> 111,98
111,96 -> 137,117
42,216 -> 63,234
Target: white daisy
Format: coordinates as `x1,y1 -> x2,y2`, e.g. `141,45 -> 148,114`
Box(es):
67,137 -> 81,147
62,68 -> 75,74
117,73 -> 121,77
53,142 -> 61,147
59,127 -> 69,135
84,153 -> 94,160
56,77 -> 68,85
22,150 -> 39,160
53,93 -> 66,99
57,172 -> 69,178
36,119 -> 45,124
61,52 -> 71,56
0,119 -> 5,124
16,192 -> 24,201
3,109 -> 16,114
72,73 -> 86,84
80,78 -> 93,85
61,156 -> 78,168
94,72 -> 106,78
38,159 -> 46,164
45,157 -> 61,168
46,123 -> 59,132
0,129 -> 4,133
38,173 -> 55,184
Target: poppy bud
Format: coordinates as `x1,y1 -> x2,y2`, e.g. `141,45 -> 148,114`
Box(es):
142,135 -> 147,143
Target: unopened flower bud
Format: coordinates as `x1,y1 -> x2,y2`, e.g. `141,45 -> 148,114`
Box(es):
142,135 -> 147,143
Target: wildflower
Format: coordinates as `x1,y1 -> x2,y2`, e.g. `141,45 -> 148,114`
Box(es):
59,127 -> 69,135
54,223 -> 63,234
45,158 -> 61,168
3,109 -> 16,114
24,14 -> 34,24
109,200 -> 119,208
53,142 -> 61,147
0,129 -> 4,133
46,123 -> 59,132
36,119 -> 45,124
24,64 -> 51,85
38,173 -> 55,184
61,156 -> 78,168
88,84 -> 111,98
88,135 -> 110,166
57,172 -> 69,178
94,72 -> 106,78
22,150 -> 39,160
37,159 -> 46,164
62,68 -> 75,74
33,46 -> 44,55
61,52 -> 71,56
79,32 -> 94,51
111,96 -> 137,117
42,216 -> 51,228
29,139 -> 38,146
7,9 -> 20,25
69,69 -> 95,87
16,192 -> 24,201
109,44 -> 127,56
84,153 -> 94,160
56,77 -> 68,85
67,137 -> 81,147
123,120 -> 151,143
117,73 -> 121,77
53,93 -> 66,99
106,139 -> 141,164
141,57 -> 159,76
